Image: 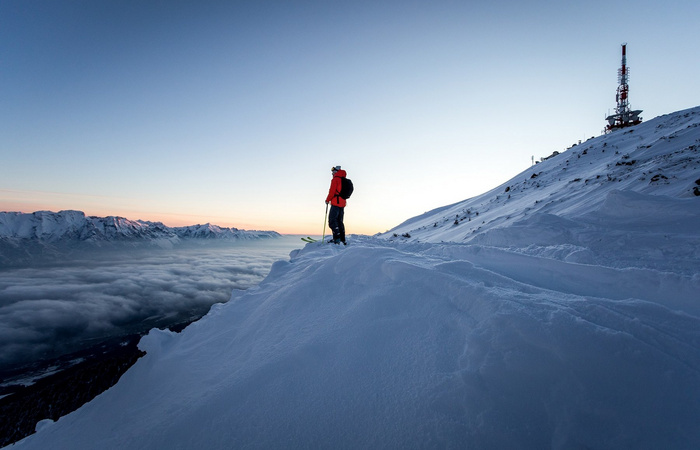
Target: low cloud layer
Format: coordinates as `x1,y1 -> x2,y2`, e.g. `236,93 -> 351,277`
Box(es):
0,239 -> 299,371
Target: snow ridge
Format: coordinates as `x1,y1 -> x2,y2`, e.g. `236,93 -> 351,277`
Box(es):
384,106 -> 700,246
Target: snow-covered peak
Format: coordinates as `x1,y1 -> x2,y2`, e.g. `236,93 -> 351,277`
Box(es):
174,223 -> 235,237
0,210 -> 168,243
0,210 -> 90,242
172,223 -> 280,240
384,106 -> 700,244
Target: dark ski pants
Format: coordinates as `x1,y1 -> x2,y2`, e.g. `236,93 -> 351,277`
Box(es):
328,205 -> 345,242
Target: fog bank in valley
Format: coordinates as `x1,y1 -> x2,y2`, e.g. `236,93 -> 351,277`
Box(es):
0,238 -> 301,373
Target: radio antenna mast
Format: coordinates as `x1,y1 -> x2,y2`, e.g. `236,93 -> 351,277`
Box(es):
605,43 -> 643,132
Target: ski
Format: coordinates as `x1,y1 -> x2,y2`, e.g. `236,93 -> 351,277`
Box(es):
301,236 -> 347,245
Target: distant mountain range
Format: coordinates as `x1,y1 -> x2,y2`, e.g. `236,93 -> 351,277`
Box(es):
0,210 -> 281,265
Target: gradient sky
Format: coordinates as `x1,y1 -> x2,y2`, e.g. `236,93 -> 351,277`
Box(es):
2,0 -> 699,235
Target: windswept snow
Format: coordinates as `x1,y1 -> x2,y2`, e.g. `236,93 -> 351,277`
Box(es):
384,107 -> 700,246
10,237 -> 700,449
7,107 -> 700,449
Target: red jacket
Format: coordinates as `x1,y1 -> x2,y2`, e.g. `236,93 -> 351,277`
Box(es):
325,169 -> 347,207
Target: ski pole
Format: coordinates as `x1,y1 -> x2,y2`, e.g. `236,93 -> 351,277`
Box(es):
322,203 -> 328,242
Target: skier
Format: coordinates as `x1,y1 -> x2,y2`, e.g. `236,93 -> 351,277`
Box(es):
325,165 -> 348,244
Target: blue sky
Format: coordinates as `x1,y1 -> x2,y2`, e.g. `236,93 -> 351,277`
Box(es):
2,0 -> 699,234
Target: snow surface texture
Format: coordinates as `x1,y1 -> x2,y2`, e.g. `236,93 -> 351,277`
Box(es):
8,107 -> 700,449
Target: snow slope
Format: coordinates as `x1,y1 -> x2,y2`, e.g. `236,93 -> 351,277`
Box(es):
384,107 -> 700,249
7,108 -> 700,449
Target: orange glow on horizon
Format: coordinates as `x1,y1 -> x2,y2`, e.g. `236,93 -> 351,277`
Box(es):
0,199 -> 381,236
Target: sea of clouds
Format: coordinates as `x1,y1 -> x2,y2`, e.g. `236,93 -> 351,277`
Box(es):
0,237 -> 301,373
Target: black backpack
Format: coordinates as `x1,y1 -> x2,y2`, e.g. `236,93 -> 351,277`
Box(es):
338,177 -> 354,200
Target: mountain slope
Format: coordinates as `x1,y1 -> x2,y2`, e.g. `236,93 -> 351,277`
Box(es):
384,106 -> 700,246
0,211 -> 175,243
7,107 -> 700,449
